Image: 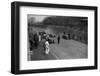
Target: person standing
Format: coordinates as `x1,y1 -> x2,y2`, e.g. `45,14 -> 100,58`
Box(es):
57,35 -> 60,44
34,33 -> 39,48
45,40 -> 50,54
38,34 -> 41,42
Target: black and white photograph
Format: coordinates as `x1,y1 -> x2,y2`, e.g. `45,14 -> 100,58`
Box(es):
28,15 -> 88,61
11,1 -> 97,74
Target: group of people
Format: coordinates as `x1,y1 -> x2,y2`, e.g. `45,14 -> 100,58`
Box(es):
62,31 -> 87,44
29,32 -> 61,55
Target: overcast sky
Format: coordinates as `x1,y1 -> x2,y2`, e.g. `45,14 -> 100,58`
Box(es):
28,15 -> 50,23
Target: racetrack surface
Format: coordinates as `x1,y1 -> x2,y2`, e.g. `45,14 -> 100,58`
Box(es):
30,39 -> 87,61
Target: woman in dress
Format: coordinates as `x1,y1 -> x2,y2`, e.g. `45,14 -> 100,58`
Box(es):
44,39 -> 50,55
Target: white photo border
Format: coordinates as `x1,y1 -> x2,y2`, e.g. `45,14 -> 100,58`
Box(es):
20,6 -> 95,70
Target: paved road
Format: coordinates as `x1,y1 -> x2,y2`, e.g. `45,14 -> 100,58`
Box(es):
30,39 -> 87,61
50,39 -> 87,59
30,40 -> 57,61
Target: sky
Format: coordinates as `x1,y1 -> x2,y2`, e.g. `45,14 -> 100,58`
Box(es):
28,15 -> 50,23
